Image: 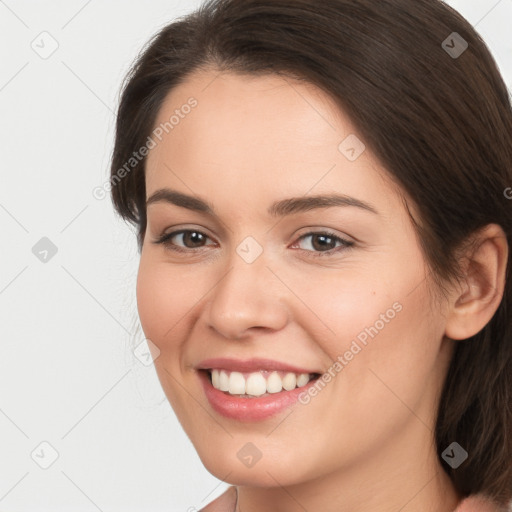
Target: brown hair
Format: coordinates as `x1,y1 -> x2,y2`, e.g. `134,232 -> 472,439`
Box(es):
109,0 -> 512,505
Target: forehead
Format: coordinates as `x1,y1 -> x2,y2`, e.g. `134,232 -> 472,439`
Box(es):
144,69 -> 402,218
151,69 -> 345,149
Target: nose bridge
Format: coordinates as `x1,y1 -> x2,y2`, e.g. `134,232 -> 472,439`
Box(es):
205,236 -> 288,339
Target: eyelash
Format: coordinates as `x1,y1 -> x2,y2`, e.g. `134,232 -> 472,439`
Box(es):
152,229 -> 354,258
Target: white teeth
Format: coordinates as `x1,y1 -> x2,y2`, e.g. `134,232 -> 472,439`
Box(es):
282,372 -> 297,391
266,371 -> 283,393
245,373 -> 267,396
219,370 -> 230,391
229,371 -> 246,394
297,373 -> 310,387
211,369 -> 220,388
209,369 -> 314,396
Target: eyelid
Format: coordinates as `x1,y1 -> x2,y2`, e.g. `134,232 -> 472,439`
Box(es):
294,225 -> 355,243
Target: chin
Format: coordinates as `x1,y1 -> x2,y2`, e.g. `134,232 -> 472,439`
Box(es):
194,439 -> 311,488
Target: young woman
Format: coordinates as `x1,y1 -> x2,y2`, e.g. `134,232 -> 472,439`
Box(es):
109,1 -> 512,510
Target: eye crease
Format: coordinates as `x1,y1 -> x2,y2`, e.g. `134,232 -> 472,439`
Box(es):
152,229 -> 355,257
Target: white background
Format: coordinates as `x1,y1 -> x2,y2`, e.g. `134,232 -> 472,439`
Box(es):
0,1 -> 511,510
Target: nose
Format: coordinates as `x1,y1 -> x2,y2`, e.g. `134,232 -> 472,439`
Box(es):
203,249 -> 290,340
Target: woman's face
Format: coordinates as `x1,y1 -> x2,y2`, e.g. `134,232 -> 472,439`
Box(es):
137,69 -> 456,487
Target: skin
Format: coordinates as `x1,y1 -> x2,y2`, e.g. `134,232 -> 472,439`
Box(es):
136,69 -> 508,512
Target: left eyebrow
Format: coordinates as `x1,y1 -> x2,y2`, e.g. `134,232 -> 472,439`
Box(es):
268,193 -> 379,217
146,188 -> 379,217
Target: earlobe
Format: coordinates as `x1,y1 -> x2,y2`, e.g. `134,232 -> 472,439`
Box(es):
444,224 -> 508,341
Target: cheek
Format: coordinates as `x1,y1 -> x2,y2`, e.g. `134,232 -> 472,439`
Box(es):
321,280 -> 442,429
135,254 -> 202,348
284,265 -> 404,360
296,262 -> 441,404
135,253 -> 207,419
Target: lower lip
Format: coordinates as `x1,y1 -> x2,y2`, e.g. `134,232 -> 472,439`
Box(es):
198,370 -> 318,422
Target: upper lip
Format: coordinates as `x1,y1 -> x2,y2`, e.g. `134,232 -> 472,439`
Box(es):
195,357 -> 321,374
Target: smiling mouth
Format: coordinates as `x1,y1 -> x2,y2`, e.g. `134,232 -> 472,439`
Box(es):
203,369 -> 321,398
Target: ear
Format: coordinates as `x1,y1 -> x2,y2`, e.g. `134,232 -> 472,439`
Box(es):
444,224 -> 508,340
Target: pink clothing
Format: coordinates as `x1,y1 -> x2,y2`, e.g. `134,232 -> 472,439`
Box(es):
201,489 -> 510,511
453,494 -> 507,512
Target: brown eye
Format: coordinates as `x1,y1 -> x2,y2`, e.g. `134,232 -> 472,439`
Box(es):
154,230 -> 215,252
293,231 -> 354,257
179,231 -> 208,248
310,234 -> 337,251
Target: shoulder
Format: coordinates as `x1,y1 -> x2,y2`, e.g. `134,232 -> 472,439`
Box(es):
453,494 -> 509,512
199,486 -> 237,512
